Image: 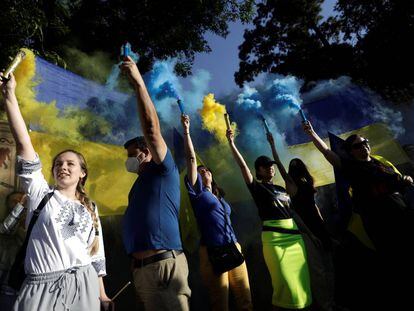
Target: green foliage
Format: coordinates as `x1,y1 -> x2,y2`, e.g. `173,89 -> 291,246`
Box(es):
0,1 -> 44,65
0,0 -> 254,77
236,0 -> 352,84
236,0 -> 414,103
336,0 -> 414,102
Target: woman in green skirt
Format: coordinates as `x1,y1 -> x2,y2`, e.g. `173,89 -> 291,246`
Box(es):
227,128 -> 316,310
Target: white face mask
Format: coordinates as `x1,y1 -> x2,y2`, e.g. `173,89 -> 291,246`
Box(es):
125,157 -> 140,173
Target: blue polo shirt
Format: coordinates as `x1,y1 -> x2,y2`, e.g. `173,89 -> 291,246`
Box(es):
122,149 -> 182,254
185,173 -> 237,247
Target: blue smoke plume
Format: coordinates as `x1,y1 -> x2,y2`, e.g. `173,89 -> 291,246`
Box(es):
155,81 -> 179,100
105,49 -> 140,91
78,58 -> 211,145
236,85 -> 262,110
269,76 -> 303,110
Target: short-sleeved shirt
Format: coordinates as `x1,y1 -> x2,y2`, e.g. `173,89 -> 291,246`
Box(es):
247,179 -> 292,221
185,173 -> 237,247
122,149 -> 182,254
17,155 -> 106,276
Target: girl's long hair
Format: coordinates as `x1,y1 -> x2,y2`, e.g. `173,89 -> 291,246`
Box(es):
52,150 -> 100,255
288,158 -> 315,191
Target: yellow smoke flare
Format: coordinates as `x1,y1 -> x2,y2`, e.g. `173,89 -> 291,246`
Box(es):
200,93 -> 236,143
12,48 -> 110,142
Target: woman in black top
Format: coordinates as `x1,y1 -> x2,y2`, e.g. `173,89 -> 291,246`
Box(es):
227,128 -> 315,310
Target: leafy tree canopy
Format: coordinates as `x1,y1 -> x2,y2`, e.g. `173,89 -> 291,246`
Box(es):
236,0 -> 414,102
0,0 -> 254,77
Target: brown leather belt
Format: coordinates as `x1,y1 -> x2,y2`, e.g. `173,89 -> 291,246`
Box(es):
133,250 -> 183,269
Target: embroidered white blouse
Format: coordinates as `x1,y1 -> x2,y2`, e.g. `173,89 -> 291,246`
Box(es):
17,155 -> 106,276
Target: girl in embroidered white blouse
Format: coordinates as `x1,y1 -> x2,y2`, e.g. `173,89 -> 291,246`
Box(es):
1,72 -> 112,310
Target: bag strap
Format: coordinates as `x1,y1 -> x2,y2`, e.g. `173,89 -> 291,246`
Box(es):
257,180 -> 285,198
20,191 -> 54,256
217,197 -> 233,244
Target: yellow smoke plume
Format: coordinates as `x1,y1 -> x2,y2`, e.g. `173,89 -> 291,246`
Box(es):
200,93 -> 237,143
11,48 -> 110,142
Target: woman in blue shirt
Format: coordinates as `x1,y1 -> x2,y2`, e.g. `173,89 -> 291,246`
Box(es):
181,115 -> 252,311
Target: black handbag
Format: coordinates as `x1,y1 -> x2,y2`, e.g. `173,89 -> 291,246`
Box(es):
206,198 -> 244,274
207,242 -> 245,274
8,191 -> 54,291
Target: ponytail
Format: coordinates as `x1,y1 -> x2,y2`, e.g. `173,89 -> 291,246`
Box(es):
76,182 -> 100,255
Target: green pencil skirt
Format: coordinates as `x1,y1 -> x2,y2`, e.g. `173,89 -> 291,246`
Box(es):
262,219 -> 312,309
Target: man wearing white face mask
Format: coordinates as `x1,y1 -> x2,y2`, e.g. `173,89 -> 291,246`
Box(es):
121,57 -> 191,311
124,142 -> 144,174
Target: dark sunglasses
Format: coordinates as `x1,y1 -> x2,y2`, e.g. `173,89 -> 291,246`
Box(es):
351,139 -> 369,150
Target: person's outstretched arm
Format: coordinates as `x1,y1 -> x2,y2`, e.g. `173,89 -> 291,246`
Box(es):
226,128 -> 253,184
302,121 -> 341,168
121,57 -> 167,164
0,73 -> 36,161
181,114 -> 197,186
267,132 -> 297,196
